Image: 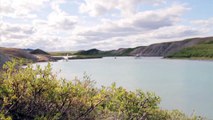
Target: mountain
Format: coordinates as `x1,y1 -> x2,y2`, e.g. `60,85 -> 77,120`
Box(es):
0,47 -> 38,61
131,37 -> 213,57
22,48 -> 34,52
30,49 -> 49,55
110,48 -> 135,56
74,37 -> 213,58
75,49 -> 101,55
0,47 -> 52,68
167,40 -> 213,58
0,48 -> 37,68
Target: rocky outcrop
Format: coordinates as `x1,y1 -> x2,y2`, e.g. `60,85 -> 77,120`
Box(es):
129,46 -> 146,56
110,48 -> 133,56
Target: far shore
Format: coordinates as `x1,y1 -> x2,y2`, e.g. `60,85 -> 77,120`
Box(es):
49,55 -> 213,62
1,54 -> 212,70
165,56 -> 213,61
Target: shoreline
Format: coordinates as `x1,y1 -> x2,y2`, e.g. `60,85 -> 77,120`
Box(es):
1,55 -> 213,69
165,57 -> 213,61
51,55 -> 213,62
51,55 -> 213,61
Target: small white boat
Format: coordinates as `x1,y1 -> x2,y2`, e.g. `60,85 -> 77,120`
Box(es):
135,54 -> 141,59
63,54 -> 69,62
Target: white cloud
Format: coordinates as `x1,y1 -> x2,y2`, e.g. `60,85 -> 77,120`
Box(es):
0,0 -> 49,18
192,17 -> 213,27
4,24 -> 35,34
79,0 -> 166,16
0,22 -> 35,40
46,0 -> 78,30
193,17 -> 213,26
47,12 -> 78,30
191,17 -> 213,38
76,4 -> 188,40
142,25 -> 203,39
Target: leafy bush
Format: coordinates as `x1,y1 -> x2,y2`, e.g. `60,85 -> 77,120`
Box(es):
0,59 -> 204,120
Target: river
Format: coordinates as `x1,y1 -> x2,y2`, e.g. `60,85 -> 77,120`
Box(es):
36,57 -> 213,119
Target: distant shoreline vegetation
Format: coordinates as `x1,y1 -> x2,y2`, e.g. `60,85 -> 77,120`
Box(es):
0,59 -> 205,120
166,41 -> 213,59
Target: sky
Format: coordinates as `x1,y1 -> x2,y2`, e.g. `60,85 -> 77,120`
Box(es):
0,0 -> 213,51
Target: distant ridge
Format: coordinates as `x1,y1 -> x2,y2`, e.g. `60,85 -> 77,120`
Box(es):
75,48 -> 101,55
22,48 -> 34,52
0,48 -> 51,68
131,37 -> 213,57
74,36 -> 213,57
0,47 -> 37,61
30,49 -> 49,55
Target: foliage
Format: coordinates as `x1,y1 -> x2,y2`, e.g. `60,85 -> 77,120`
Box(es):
167,42 -> 213,59
0,59 -> 204,120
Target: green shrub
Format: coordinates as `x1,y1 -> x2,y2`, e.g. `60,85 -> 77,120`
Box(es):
0,59 -> 204,120
167,43 -> 213,58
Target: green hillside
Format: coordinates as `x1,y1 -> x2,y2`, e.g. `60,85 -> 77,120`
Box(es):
167,41 -> 213,59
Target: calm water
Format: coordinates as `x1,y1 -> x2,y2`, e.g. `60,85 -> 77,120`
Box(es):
37,57 -> 213,119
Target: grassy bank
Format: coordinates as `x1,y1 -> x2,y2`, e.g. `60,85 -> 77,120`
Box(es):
167,41 -> 213,59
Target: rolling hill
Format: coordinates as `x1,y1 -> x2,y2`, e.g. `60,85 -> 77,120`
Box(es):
74,37 -> 213,58
167,40 -> 213,59
0,48 -> 52,68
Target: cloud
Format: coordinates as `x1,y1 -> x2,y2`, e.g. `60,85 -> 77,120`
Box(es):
47,12 -> 78,30
76,4 -> 188,40
123,4 -> 187,29
46,0 -> 78,30
0,23 -> 35,33
189,17 -> 213,36
79,0 -> 166,16
144,25 -> 203,39
0,22 -> 35,40
192,17 -> 213,29
0,0 -> 49,18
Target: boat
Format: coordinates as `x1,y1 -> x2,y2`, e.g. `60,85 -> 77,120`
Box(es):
135,54 -> 141,59
63,54 -> 69,62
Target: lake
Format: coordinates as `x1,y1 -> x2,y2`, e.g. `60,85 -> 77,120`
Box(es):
37,57 -> 213,119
